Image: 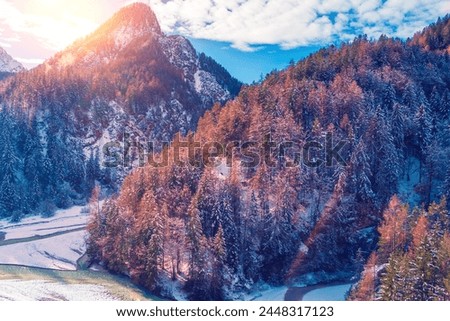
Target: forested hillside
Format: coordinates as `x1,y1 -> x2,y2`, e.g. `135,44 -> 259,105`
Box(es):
347,17 -> 450,301
0,3 -> 240,219
349,196 -> 449,300
87,16 -> 450,300
410,14 -> 450,54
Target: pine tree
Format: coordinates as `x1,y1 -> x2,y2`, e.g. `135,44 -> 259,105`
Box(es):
408,235 -> 444,300
186,200 -> 206,279
443,171 -> 450,210
439,233 -> 450,299
210,224 -> 226,299
0,128 -> 19,217
390,103 -> 405,148
414,104 -> 433,152
382,83 -> 396,110
439,89 -> 450,117
380,251 -> 407,300
195,169 -> 219,238
241,191 -> 262,281
373,113 -> 400,201
86,186 -> 103,261
260,171 -> 298,282
86,149 -> 100,195
429,87 -> 442,116
29,174 -> 42,211
215,178 -> 241,272
350,252 -> 378,300
0,172 -> 18,218
350,141 -> 375,203
144,227 -> 163,292
378,196 -> 408,261
402,82 -> 420,113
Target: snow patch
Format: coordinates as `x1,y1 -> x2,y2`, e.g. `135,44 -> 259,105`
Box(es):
215,160 -> 231,179
0,280 -> 117,301
398,156 -> 421,206
253,286 -> 288,301
194,70 -> 202,93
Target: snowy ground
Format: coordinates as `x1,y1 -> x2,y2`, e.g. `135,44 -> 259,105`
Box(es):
0,206 -> 161,301
0,265 -> 154,301
0,206 -> 88,240
0,279 -> 116,301
0,206 -> 89,270
0,230 -> 87,270
398,156 -> 421,206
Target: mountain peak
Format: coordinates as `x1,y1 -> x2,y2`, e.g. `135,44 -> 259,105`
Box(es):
106,2 -> 161,35
51,2 -> 163,66
0,47 -> 24,73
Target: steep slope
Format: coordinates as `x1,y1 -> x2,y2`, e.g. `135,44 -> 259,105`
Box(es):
0,3 -> 241,219
0,47 -> 24,73
0,47 -> 24,80
89,18 -> 450,300
1,3 -> 240,143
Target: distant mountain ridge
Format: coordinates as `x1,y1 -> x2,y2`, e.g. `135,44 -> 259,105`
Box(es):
0,47 -> 24,80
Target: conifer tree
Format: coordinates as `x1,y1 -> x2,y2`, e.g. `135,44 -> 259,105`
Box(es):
380,251 -> 407,300
350,252 -> 378,300
378,196 -> 408,261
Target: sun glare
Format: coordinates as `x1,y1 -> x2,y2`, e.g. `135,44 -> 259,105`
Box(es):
23,0 -> 105,50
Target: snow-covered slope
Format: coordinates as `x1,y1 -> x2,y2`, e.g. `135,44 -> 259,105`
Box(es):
0,264 -> 153,301
0,47 -> 24,73
0,280 -> 117,301
159,35 -> 232,105
0,206 -> 89,270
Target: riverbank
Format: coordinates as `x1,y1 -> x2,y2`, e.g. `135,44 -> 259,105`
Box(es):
285,282 -> 353,301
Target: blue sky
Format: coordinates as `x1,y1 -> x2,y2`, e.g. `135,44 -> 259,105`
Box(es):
0,0 -> 449,83
189,39 -> 321,83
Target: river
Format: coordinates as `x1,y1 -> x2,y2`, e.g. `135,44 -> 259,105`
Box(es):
286,282 -> 353,301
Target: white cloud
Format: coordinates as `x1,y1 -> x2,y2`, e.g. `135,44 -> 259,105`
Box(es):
149,0 -> 449,50
0,0 -> 447,60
